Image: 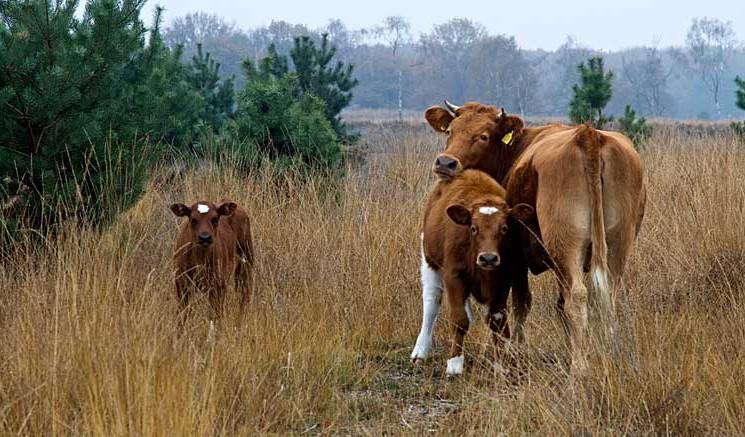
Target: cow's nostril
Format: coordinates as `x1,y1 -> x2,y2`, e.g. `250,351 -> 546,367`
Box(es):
478,253 -> 499,265
199,233 -> 213,243
436,156 -> 457,171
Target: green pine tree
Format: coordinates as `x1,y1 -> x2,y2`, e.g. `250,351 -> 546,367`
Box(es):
0,1 -> 233,235
230,59 -> 340,170
186,43 -> 235,134
569,57 -> 614,128
290,34 -> 358,139
618,105 -> 652,150
732,76 -> 745,138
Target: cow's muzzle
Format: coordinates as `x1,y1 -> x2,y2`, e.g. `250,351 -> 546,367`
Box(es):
433,154 -> 461,180
198,233 -> 213,247
477,252 -> 500,269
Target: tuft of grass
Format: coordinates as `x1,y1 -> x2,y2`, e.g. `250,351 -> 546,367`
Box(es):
1,126 -> 744,435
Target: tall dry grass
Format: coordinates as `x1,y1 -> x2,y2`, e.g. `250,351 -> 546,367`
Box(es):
1,125 -> 744,435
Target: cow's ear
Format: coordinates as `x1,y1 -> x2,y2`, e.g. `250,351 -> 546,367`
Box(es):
170,203 -> 190,217
216,201 -> 237,217
447,204 -> 472,226
499,116 -> 524,145
509,203 -> 534,221
425,107 -> 454,134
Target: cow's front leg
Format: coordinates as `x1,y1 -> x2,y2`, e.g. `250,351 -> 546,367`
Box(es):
411,248 -> 443,363
444,273 -> 469,376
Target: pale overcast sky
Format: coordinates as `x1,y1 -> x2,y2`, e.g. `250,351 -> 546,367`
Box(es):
141,0 -> 745,51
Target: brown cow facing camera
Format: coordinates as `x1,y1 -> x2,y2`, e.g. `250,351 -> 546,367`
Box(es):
412,169 -> 533,375
170,200 -> 254,327
423,101 -> 646,375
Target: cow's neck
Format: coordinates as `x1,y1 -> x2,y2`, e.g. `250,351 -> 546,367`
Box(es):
488,134 -> 531,185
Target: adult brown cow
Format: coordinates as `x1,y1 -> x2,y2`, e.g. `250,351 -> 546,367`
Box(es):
170,200 -> 254,330
417,101 -> 646,373
415,169 -> 532,375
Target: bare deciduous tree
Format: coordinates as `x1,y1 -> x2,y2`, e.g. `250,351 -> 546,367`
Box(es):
375,16 -> 412,121
686,17 -> 738,116
419,18 -> 487,103
621,45 -> 675,116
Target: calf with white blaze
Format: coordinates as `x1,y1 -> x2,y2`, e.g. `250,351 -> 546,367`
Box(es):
412,169 -> 533,375
170,200 -> 254,326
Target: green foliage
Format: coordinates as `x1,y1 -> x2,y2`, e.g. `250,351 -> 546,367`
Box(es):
731,121 -> 745,139
618,105 -> 652,150
733,77 -> 745,140
569,57 -> 614,128
229,69 -> 340,169
243,35 -> 358,140
0,1 -> 232,235
227,34 -> 357,170
186,44 -> 235,135
290,34 -> 358,139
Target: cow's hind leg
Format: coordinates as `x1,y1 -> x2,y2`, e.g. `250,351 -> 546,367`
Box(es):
235,257 -> 253,315
551,243 -> 590,375
603,225 -> 636,358
411,247 -> 443,363
511,263 -> 531,344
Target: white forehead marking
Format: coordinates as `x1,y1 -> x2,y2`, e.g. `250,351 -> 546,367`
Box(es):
197,204 -> 210,214
478,206 -> 499,215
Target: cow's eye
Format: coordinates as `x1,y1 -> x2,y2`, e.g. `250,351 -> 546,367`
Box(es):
211,217 -> 219,226
479,134 -> 489,142
501,224 -> 509,235
470,225 -> 478,235
190,218 -> 198,225
446,129 -> 452,136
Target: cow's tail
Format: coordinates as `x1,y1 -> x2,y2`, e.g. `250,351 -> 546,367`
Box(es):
575,125 -> 612,313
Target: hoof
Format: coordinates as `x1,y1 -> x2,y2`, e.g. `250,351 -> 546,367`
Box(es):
445,355 -> 464,376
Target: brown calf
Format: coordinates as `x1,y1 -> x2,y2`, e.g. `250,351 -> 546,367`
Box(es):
423,101 -> 646,374
170,200 -> 254,325
412,169 -> 532,375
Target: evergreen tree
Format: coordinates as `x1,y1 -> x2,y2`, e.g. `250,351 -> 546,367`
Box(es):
618,105 -> 652,149
230,59 -> 340,169
736,76 -> 745,112
732,76 -> 745,138
0,1 -> 233,234
186,43 -> 235,134
569,57 -> 614,128
290,34 -> 358,139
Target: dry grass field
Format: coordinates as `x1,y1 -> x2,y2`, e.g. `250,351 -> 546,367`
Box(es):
1,123 -> 744,435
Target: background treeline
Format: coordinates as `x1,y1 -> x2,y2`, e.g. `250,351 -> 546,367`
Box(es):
165,14 -> 745,120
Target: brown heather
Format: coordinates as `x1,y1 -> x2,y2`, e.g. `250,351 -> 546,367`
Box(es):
1,124 -> 744,435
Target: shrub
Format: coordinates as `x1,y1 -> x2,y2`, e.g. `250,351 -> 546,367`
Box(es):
228,74 -> 341,170
619,105 -> 652,149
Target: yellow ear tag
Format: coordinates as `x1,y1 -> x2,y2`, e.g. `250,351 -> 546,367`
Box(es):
501,131 -> 514,145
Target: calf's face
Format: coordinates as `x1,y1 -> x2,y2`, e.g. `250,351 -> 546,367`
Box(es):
447,202 -> 533,270
170,201 -> 237,248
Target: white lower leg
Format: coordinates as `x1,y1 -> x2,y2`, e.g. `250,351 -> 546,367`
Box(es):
412,238 -> 443,362
465,299 -> 474,324
446,355 -> 464,375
